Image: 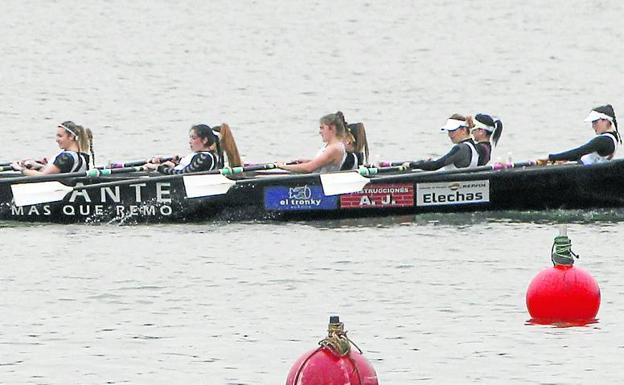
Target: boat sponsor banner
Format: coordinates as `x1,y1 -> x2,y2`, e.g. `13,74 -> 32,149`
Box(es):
264,185 -> 338,211
8,181 -> 176,218
416,180 -> 490,206
340,183 -> 414,209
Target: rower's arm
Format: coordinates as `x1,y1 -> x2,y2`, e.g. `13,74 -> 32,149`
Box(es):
411,145 -> 463,171
158,153 -> 215,174
280,145 -> 340,173
548,136 -> 615,162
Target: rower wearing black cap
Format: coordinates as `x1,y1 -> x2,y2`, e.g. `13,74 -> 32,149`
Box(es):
408,113 -> 479,171
471,113 -> 503,166
144,123 -> 242,174
539,104 -> 620,165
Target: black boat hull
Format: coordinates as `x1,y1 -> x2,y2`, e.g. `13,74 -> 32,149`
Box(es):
1,160 -> 623,223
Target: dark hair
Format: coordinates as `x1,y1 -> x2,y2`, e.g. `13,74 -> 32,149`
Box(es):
474,113 -> 503,146
593,104 -> 620,143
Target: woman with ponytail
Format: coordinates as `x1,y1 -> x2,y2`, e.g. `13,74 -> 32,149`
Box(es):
539,104 -> 620,165
471,113 -> 503,165
12,121 -> 94,175
278,113 -> 348,173
144,123 -> 242,175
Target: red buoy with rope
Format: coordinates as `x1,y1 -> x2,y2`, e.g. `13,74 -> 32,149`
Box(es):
285,316 -> 379,385
526,227 -> 600,325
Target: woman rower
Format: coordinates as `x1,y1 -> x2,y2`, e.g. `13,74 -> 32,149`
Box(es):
408,114 -> 479,171
538,104 -> 620,165
144,123 -> 242,174
471,113 -> 503,165
278,113 -> 348,173
11,121 -> 94,175
337,111 -> 370,170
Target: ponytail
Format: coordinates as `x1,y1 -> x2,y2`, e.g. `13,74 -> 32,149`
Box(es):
492,119 -> 503,147
83,127 -> 95,168
60,121 -> 94,168
347,123 -> 370,164
464,115 -> 475,129
214,123 -> 242,167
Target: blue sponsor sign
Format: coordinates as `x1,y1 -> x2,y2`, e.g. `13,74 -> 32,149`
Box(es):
264,185 -> 338,211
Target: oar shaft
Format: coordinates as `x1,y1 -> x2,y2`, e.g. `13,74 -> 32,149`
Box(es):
0,166 -> 145,185
99,156 -> 176,169
74,163 -> 278,191
371,160 -> 537,183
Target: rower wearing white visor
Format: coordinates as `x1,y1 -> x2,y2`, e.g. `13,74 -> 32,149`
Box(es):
539,104 -> 620,165
409,113 -> 479,171
472,113 -> 503,166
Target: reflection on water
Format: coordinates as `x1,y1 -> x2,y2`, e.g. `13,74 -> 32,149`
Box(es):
279,208 -> 624,230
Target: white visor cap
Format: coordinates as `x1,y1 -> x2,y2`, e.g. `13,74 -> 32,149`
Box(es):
584,110 -> 613,123
440,119 -> 467,132
473,118 -> 495,132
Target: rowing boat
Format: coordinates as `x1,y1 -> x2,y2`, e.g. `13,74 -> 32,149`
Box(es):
1,159 -> 624,223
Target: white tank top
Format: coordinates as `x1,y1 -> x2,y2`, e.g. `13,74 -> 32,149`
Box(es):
443,141 -> 479,170
580,133 -> 618,165
315,142 -> 347,173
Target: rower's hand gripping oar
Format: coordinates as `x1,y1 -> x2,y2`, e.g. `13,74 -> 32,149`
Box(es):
98,156 -> 178,169
10,167 -> 145,206
1,158 -> 47,169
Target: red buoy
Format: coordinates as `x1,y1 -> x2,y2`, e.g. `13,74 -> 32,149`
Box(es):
285,316 -> 379,385
526,229 -> 600,325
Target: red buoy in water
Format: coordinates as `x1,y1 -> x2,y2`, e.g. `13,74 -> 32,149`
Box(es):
526,228 -> 600,325
285,316 -> 379,385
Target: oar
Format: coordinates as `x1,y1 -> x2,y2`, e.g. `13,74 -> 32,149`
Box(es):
0,158 -> 47,168
0,165 -> 15,172
10,164 -> 278,206
368,160 -> 537,184
98,156 -> 176,169
10,163 -> 410,207
10,166 -> 146,206
189,165 -> 403,197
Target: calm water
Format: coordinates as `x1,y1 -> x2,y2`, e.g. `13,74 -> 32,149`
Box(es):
1,1 -> 624,384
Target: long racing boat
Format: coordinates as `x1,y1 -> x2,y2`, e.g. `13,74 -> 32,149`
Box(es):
1,159 -> 623,223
